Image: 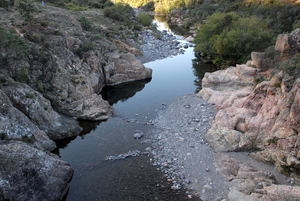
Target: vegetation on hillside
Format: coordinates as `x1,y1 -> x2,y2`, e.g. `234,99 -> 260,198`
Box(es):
112,0 -> 202,15
0,0 -> 147,91
192,1 -> 300,66
1,0 -> 300,68
194,12 -> 274,66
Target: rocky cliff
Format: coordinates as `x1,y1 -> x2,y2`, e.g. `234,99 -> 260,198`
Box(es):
198,28 -> 300,200
0,5 -> 152,201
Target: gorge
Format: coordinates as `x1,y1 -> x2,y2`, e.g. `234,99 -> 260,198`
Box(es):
1,1 -> 300,201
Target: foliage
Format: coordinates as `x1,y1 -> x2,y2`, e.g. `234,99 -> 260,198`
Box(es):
78,16 -> 94,31
0,27 -> 30,61
76,41 -> 94,59
194,12 -> 274,66
65,2 -> 88,11
104,3 -> 135,22
293,20 -> 300,30
141,1 -> 154,11
104,6 -> 124,21
112,0 -> 202,15
17,67 -> 28,83
0,0 -> 12,9
137,13 -> 152,26
17,0 -> 37,22
280,54 -> 300,75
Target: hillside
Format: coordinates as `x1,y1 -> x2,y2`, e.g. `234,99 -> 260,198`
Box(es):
0,2 -> 154,200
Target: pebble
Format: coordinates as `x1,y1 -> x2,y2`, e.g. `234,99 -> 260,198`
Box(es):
150,94 -> 229,200
137,29 -> 192,63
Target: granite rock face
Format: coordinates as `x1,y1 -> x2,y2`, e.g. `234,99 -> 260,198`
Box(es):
0,141 -> 73,201
0,7 -> 155,201
198,29 -> 300,199
214,153 -> 300,201
0,75 -> 81,140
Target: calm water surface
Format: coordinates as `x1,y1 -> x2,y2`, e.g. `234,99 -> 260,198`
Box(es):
57,47 -> 217,201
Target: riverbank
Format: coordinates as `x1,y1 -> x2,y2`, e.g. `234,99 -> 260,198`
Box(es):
150,94 -> 292,201
137,27 -> 193,63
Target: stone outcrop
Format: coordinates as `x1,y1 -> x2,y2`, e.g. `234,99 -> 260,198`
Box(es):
215,153 -> 300,201
33,10 -> 151,120
198,28 -> 300,199
104,51 -> 152,85
0,82 -> 57,151
0,7 -> 154,201
0,141 -> 73,201
0,75 -> 81,140
1,8 -> 152,121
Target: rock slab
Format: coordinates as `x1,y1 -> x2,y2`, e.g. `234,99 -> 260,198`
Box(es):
0,141 -> 73,201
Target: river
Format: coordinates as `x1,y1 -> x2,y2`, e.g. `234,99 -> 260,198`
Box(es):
56,21 -> 217,201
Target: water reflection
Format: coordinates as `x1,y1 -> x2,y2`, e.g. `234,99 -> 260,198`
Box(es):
192,58 -> 219,93
57,18 -> 218,200
101,78 -> 151,105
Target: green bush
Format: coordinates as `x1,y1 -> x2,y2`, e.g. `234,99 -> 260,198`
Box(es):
17,0 -> 37,22
104,6 -> 124,21
137,13 -> 153,26
104,3 -> 135,22
0,27 -> 30,61
280,54 -> 300,74
0,0 -> 12,9
65,2 -> 88,11
194,12 -> 274,66
78,16 -> 93,31
17,67 -> 28,83
76,41 -> 94,59
141,1 -> 155,11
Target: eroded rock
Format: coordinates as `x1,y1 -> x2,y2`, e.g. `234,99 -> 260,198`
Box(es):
0,141 -> 73,201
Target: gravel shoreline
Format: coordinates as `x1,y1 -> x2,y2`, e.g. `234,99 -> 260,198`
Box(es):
148,94 -> 291,201
150,94 -> 229,201
137,29 -> 192,64
135,25 -> 292,201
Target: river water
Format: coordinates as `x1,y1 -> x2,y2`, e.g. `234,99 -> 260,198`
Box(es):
56,25 -> 217,201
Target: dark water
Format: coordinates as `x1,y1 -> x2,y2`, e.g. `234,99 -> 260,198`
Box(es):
56,47 -> 218,201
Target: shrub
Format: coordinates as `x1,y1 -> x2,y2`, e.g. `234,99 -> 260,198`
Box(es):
78,16 -> 93,31
76,41 -> 94,59
65,2 -> 88,11
104,6 -> 124,21
141,1 -> 155,11
17,0 -> 37,22
17,67 -> 28,83
154,3 -> 169,16
0,27 -> 30,60
0,0 -> 12,9
104,3 -> 135,22
280,54 -> 300,75
137,13 -> 153,26
194,12 -> 274,66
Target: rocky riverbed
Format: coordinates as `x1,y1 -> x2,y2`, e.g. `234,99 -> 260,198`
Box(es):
149,94 -> 295,201
150,94 -> 228,200
137,29 -> 192,63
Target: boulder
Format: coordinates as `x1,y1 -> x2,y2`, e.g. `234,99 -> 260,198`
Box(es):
264,185 -> 300,201
198,61 -> 300,171
275,28 -> 300,62
0,75 -> 82,140
205,126 -> 252,152
0,141 -> 73,201
251,52 -> 274,72
0,89 -> 56,151
104,52 -> 152,86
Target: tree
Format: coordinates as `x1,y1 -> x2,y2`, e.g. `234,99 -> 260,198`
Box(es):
194,12 -> 274,66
